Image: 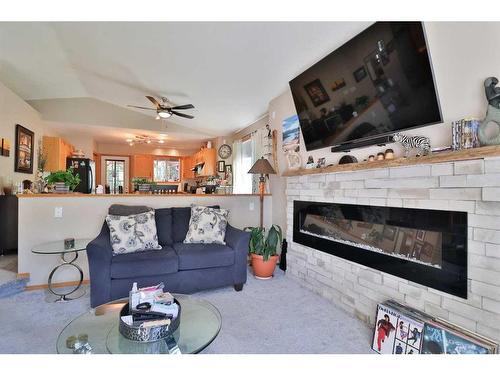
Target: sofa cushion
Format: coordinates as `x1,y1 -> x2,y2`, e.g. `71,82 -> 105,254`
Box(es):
155,208 -> 173,246
184,205 -> 229,245
110,247 -> 178,279
173,243 -> 234,270
109,204 -> 151,216
106,210 -> 162,255
172,205 -> 220,243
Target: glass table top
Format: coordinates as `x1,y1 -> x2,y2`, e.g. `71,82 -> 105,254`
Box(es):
31,239 -> 92,254
56,294 -> 222,354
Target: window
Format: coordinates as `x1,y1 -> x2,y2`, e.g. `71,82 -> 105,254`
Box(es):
153,159 -> 180,182
233,137 -> 254,194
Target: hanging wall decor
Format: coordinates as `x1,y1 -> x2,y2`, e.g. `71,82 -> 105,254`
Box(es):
15,124 -> 34,173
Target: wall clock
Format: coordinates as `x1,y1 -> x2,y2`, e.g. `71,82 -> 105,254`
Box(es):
218,144 -> 232,159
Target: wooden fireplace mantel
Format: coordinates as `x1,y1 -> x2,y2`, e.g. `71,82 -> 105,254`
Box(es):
282,145 -> 500,177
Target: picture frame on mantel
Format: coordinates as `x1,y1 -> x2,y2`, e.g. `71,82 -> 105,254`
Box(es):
15,124 -> 34,174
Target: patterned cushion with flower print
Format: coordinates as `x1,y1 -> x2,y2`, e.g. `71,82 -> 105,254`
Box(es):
183,205 -> 229,244
106,209 -> 162,255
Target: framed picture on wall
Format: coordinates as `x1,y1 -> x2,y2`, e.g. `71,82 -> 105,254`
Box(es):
225,164 -> 232,174
1,138 -> 11,157
217,160 -> 225,173
15,124 -> 34,174
303,79 -> 330,107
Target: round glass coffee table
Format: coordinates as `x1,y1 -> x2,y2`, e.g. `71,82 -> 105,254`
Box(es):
31,239 -> 92,302
56,294 -> 222,354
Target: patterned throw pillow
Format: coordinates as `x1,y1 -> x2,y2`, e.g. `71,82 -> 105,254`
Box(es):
183,205 -> 229,245
106,209 -> 162,255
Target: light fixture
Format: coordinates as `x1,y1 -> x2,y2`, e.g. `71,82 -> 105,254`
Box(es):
248,157 -> 276,228
155,114 -> 161,120
126,135 -> 167,146
158,110 -> 172,119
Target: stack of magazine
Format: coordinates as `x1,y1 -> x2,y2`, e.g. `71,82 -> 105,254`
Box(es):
372,300 -> 498,354
451,119 -> 481,150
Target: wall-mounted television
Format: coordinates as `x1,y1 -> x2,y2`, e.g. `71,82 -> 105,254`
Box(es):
289,22 -> 442,152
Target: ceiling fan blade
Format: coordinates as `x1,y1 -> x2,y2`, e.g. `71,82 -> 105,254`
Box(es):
146,95 -> 161,109
171,110 -> 194,119
127,105 -> 156,110
171,104 -> 195,110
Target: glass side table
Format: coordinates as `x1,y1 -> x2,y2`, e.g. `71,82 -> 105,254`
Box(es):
31,239 -> 92,302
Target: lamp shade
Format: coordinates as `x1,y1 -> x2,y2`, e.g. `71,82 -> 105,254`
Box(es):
248,157 -> 276,175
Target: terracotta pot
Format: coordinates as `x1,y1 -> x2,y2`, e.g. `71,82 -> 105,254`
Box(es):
251,254 -> 279,280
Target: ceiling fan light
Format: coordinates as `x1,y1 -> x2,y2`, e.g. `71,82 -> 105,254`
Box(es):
155,114 -> 161,120
129,143 -> 134,146
158,110 -> 172,119
146,140 -> 151,144
158,139 -> 165,144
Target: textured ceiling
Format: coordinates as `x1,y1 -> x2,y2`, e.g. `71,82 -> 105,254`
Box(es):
0,22 -> 371,137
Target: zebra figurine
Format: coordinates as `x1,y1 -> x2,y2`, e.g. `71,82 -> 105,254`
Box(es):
392,132 -> 431,158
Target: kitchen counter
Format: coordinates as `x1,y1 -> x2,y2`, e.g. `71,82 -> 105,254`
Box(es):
17,192 -> 270,198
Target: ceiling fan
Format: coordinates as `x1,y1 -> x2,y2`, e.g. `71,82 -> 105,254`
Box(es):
127,96 -> 195,120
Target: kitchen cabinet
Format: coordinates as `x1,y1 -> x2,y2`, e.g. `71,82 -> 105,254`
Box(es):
190,148 -> 216,177
43,136 -> 75,172
182,156 -> 194,180
131,155 -> 153,180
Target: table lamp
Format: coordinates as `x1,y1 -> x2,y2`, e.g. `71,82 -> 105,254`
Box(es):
248,157 -> 276,228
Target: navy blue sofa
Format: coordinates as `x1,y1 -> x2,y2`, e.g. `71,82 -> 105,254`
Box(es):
86,205 -> 250,307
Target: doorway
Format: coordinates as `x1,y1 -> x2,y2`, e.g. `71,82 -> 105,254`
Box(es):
100,156 -> 130,193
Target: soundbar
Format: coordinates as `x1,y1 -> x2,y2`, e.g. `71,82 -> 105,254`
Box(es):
331,134 -> 394,153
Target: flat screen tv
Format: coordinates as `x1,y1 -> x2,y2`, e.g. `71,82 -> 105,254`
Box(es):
289,22 -> 442,152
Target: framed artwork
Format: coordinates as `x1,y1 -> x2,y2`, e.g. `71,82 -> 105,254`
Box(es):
353,66 -> 367,83
1,138 -> 11,157
416,230 -> 425,242
217,160 -> 225,173
383,225 -> 397,241
331,78 -> 346,92
15,124 -> 34,174
225,164 -> 232,174
303,79 -> 330,107
316,157 -> 326,169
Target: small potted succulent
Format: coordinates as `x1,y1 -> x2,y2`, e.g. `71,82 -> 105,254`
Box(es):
246,225 -> 283,279
45,168 -> 81,193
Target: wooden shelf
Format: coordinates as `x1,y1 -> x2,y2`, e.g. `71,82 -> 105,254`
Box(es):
282,145 -> 500,177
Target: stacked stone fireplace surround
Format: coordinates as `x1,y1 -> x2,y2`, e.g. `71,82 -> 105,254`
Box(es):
285,157 -> 500,342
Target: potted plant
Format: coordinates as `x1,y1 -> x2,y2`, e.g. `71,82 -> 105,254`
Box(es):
246,225 -> 282,279
132,177 -> 152,192
45,168 -> 81,193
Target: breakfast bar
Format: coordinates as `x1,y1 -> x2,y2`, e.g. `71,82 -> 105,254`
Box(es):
17,194 -> 272,287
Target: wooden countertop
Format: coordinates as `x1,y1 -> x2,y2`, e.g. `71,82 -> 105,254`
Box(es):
17,193 -> 271,198
283,145 -> 500,177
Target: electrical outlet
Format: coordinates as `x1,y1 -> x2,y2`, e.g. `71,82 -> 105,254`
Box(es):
249,202 -> 255,211
54,207 -> 63,218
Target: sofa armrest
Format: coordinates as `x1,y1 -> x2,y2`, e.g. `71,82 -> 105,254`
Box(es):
225,224 -> 250,285
87,222 -> 113,307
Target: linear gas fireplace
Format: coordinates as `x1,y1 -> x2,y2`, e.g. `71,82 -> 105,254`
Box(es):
293,200 -> 468,298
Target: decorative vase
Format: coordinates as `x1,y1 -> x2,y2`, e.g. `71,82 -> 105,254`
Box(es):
251,254 -> 279,279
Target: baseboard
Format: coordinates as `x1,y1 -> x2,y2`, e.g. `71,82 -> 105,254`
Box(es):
25,279 -> 90,291
16,272 -> 30,279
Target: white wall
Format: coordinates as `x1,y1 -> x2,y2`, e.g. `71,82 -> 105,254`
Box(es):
267,22 -> 500,234
0,81 -> 58,187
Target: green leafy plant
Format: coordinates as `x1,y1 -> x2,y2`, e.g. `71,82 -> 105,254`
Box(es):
45,168 -> 81,191
131,177 -> 151,185
245,225 -> 283,261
